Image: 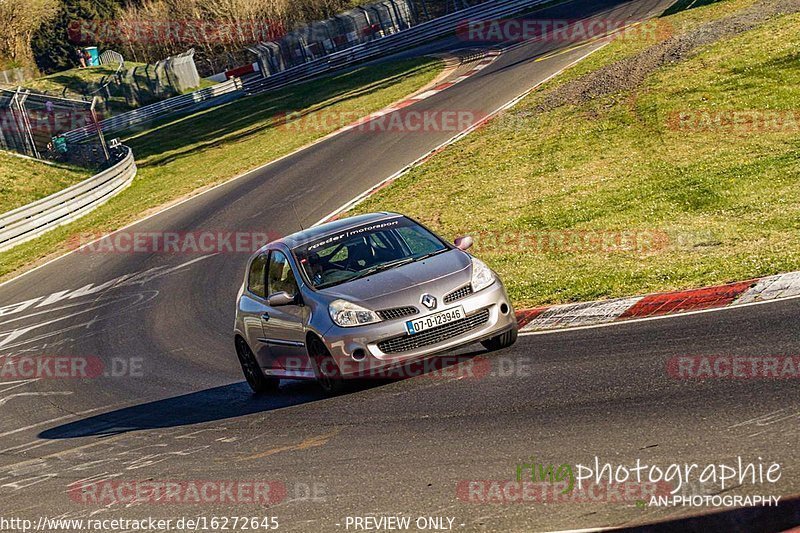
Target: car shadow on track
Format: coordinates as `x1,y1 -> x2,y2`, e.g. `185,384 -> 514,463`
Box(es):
38,349 -> 489,439
37,381 -> 329,439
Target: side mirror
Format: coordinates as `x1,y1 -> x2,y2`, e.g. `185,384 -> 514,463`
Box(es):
454,235 -> 474,251
267,291 -> 296,306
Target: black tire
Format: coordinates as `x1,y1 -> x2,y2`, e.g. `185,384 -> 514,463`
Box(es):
308,336 -> 346,395
481,327 -> 518,352
236,337 -> 279,394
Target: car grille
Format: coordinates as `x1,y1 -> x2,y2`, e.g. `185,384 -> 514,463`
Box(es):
377,308 -> 490,354
444,285 -> 473,304
377,306 -> 419,321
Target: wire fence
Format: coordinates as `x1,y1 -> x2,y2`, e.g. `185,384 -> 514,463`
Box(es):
62,77 -> 243,146
245,0 -> 544,94
0,67 -> 36,87
42,49 -> 201,115
0,88 -> 109,168
250,0 -> 418,76
99,50 -> 125,66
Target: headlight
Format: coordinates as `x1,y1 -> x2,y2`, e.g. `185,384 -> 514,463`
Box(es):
470,257 -> 496,292
329,299 -> 382,327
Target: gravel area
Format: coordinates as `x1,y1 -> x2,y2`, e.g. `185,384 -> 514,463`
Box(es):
534,0 -> 800,112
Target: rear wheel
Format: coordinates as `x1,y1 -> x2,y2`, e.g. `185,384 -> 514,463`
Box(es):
236,337 -> 279,394
481,327 -> 518,352
308,336 -> 345,395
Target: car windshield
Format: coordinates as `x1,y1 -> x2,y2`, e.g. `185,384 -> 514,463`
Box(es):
292,217 -> 450,289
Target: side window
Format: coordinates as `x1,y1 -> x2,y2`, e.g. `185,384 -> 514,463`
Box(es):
247,253 -> 268,298
267,251 -> 299,298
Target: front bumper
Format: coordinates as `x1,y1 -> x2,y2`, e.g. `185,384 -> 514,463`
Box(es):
322,279 -> 517,378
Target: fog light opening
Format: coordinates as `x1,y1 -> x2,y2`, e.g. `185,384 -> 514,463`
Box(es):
351,349 -> 367,362
500,303 -> 510,315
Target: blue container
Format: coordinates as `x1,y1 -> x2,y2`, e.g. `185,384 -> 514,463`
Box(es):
85,46 -> 100,66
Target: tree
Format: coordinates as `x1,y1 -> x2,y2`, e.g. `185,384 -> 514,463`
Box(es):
31,0 -> 120,73
0,0 -> 59,69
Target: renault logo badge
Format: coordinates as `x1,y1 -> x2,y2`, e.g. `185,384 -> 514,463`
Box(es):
421,294 -> 437,310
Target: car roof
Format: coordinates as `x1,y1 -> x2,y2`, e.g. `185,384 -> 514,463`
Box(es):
265,212 -> 404,251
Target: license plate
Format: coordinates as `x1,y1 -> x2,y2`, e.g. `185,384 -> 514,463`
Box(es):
406,306 -> 465,335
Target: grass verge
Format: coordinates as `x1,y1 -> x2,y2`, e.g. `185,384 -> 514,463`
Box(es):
0,57 -> 442,281
0,153 -> 88,214
349,2 -> 800,308
24,65 -> 136,94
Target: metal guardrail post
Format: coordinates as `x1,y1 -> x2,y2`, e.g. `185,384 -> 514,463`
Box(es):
14,89 -> 39,159
91,97 -> 110,161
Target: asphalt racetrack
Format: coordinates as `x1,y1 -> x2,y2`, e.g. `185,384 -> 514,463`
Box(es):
1,0 -> 798,531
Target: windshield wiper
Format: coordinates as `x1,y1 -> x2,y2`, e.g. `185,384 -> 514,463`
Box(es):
412,248 -> 449,262
348,257 -> 416,282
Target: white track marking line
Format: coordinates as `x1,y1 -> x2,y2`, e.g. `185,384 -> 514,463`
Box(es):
412,89 -> 440,99
0,392 -> 72,408
0,439 -> 56,455
0,406 -> 107,439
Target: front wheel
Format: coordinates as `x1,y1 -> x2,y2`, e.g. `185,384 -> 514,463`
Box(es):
236,337 -> 279,394
481,327 -> 518,352
308,336 -> 346,395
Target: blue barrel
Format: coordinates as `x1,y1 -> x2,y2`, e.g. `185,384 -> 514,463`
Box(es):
85,46 -> 100,66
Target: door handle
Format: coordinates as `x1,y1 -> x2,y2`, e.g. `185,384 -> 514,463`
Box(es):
261,312 -> 270,321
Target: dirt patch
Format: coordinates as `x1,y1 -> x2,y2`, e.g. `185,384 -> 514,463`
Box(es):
534,0 -> 800,112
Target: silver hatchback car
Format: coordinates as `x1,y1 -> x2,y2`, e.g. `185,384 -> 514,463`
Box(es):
233,212 -> 518,394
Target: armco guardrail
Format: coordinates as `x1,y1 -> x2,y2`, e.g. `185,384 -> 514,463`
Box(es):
0,147 -> 136,252
63,0 -> 545,144
63,78 -> 244,144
